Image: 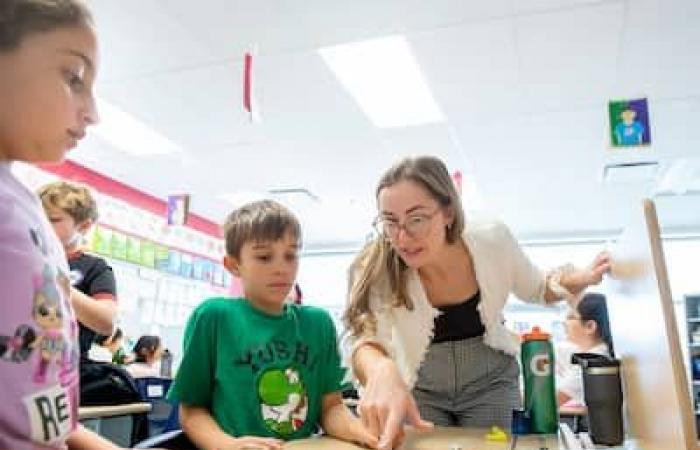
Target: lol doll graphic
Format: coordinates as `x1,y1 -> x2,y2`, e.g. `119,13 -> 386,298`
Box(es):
30,265 -> 67,384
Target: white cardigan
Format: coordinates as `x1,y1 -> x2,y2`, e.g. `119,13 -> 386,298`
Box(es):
348,219 -> 549,388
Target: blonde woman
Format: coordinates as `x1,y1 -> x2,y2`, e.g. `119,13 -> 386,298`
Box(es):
344,156 -> 609,449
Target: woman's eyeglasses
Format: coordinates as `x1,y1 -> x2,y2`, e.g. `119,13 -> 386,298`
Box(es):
373,208 -> 441,240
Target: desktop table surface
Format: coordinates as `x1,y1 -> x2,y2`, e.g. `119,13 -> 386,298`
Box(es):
78,402 -> 152,420
284,427 -> 558,450
283,427 -> 659,450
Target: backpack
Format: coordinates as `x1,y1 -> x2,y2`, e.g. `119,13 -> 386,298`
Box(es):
80,360 -> 142,406
80,361 -> 149,445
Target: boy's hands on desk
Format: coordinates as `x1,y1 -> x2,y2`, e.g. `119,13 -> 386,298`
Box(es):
346,418 -> 381,448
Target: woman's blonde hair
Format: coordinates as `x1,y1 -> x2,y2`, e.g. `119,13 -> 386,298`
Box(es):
344,156 -> 465,338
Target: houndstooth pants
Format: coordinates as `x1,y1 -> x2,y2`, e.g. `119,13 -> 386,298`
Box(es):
412,336 -> 521,429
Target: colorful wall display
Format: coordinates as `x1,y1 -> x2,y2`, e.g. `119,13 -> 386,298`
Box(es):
180,253 -> 193,279
92,226 -> 112,256
166,249 -> 182,275
140,241 -> 156,268
155,244 -> 170,271
90,225 -> 226,288
126,235 -> 142,264
111,231 -> 127,260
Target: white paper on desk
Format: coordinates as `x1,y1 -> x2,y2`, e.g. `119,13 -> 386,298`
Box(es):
147,385 -> 164,397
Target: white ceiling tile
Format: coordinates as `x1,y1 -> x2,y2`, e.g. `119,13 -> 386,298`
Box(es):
88,0 -> 215,82
616,0 -> 700,99
515,2 -> 626,111
291,0 -> 513,46
511,0 -> 622,15
162,0 -> 310,60
648,98 -> 700,159
412,19 -> 521,120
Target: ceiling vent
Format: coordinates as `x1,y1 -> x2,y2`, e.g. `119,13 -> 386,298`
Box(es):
268,188 -> 320,211
602,161 -> 659,184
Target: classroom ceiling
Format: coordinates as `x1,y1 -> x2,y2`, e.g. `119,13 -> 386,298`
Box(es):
73,0 -> 700,249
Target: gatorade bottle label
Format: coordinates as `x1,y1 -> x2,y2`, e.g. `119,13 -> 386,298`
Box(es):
530,354 -> 551,377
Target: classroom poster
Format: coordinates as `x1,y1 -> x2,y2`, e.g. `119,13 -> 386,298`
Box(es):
167,249 -> 182,274
111,231 -> 127,260
608,98 -> 651,147
126,236 -> 142,264
140,240 -> 156,268
155,245 -> 170,271
91,226 -> 112,255
167,194 -> 190,226
180,253 -> 194,278
202,260 -> 214,282
192,257 -> 205,280
213,264 -> 225,286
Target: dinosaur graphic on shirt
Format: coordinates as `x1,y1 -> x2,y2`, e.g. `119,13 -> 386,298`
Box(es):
258,368 -> 308,436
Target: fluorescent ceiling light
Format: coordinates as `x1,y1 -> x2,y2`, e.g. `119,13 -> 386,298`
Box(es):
655,158 -> 700,195
268,188 -> 320,202
319,35 -> 445,128
92,98 -> 182,156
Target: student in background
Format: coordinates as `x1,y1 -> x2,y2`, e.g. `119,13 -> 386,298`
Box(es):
38,180 -> 117,362
126,335 -> 163,378
0,1 -> 122,448
556,292 -> 613,406
169,200 -> 378,450
88,327 -> 130,364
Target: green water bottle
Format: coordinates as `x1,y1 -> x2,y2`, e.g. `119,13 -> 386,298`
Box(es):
521,326 -> 558,434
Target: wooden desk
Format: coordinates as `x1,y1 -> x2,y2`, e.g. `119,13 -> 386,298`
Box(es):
79,402 -> 151,420
282,426 -> 664,450
559,405 -> 587,433
284,427 -> 558,449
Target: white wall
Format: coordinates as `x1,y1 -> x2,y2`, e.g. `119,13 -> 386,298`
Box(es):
298,238 -> 700,343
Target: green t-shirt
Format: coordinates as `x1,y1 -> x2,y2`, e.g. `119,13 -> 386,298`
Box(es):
168,297 -> 348,440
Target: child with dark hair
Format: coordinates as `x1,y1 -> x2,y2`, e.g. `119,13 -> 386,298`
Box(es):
125,335 -> 163,378
556,292 -> 614,406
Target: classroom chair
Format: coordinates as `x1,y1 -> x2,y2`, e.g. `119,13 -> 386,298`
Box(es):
135,377 -> 180,437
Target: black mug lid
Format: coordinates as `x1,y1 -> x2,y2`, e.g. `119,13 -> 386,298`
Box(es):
571,352 -> 621,368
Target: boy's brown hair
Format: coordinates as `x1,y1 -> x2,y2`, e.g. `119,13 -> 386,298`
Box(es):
0,0 -> 93,52
223,200 -> 301,259
37,180 -> 98,224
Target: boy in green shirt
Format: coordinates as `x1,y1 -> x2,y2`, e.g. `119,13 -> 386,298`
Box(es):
168,200 -> 378,450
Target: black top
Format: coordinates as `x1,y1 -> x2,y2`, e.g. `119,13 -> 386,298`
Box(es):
432,290 -> 485,343
69,252 -> 117,358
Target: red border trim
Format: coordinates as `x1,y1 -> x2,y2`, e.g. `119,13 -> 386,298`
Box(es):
39,160 -> 221,238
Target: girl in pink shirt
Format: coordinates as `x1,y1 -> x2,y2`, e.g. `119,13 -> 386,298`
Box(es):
0,1 -> 121,449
